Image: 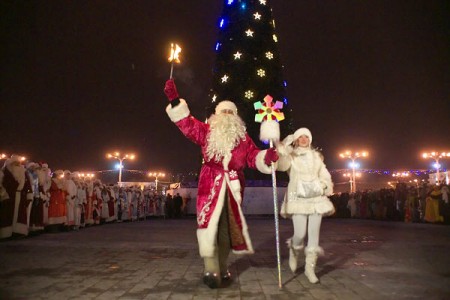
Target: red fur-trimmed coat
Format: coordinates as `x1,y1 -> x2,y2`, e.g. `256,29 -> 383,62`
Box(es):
166,99 -> 272,257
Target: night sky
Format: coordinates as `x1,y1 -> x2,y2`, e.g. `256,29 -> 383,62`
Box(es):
1,0 -> 449,175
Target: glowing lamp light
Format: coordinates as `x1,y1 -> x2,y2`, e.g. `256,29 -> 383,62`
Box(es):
349,162 -> 360,169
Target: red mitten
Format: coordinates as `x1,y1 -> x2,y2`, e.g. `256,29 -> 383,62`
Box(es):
264,147 -> 279,166
164,79 -> 179,101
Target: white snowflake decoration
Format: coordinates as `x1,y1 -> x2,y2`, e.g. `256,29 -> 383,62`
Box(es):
257,69 -> 266,77
265,51 -> 274,59
245,90 -> 254,99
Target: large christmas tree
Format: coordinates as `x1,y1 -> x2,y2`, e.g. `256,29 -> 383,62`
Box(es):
208,0 -> 293,148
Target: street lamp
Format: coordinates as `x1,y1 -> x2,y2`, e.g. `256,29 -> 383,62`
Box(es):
343,172 -> 361,193
148,172 -> 165,191
339,150 -> 368,193
106,152 -> 135,185
422,151 -> 450,184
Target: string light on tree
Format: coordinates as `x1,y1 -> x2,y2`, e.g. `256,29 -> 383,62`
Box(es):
221,75 -> 229,83
253,12 -> 261,20
245,29 -> 254,37
257,69 -> 266,77
265,52 -> 274,59
233,51 -> 242,59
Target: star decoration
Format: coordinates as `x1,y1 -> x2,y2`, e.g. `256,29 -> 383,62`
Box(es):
253,12 -> 261,20
221,75 -> 229,83
234,51 -> 242,59
212,94 -> 217,102
272,34 -> 278,42
265,51 -> 274,59
259,0 -> 266,5
245,29 -> 254,37
257,69 -> 266,77
254,95 -> 285,123
245,90 -> 254,99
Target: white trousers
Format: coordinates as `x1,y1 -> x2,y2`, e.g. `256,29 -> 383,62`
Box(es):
291,214 -> 322,248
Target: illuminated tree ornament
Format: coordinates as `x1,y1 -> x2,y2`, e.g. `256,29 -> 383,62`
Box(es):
221,74 -> 229,83
259,0 -> 267,5
254,12 -> 262,20
254,94 -> 285,122
245,90 -> 254,99
245,29 -> 254,37
212,94 -> 217,102
234,51 -> 242,59
257,68 -> 266,77
272,34 -> 278,42
265,51 -> 273,59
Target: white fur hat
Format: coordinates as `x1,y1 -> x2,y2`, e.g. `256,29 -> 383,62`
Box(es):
215,100 -> 238,115
293,127 -> 312,143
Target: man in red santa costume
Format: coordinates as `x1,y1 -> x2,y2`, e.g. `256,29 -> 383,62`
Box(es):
164,79 -> 279,288
1,155 -> 33,236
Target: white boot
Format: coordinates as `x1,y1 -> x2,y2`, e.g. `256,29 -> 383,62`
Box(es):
286,238 -> 304,273
304,247 -> 323,284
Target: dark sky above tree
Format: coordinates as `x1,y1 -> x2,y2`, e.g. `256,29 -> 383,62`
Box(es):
1,0 -> 449,174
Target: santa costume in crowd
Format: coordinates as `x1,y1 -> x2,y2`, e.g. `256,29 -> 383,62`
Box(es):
164,79 -> 279,288
0,155 -> 33,236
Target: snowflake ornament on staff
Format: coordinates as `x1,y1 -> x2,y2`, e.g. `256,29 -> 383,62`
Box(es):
168,43 -> 181,79
254,94 -> 284,289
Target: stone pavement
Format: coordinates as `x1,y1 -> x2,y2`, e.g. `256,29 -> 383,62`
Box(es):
0,217 -> 449,300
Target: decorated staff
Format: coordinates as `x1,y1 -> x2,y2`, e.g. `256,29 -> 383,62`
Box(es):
254,94 -> 285,288
168,43 -> 181,79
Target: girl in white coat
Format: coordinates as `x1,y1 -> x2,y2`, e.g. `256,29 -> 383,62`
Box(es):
276,128 -> 335,283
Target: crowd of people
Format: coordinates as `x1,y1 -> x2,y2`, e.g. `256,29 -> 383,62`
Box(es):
0,155 -> 182,240
329,182 -> 450,224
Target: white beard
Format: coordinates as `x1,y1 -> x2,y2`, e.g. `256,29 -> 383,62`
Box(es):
206,113 -> 246,162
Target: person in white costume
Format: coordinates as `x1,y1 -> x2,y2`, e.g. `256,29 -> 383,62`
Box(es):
276,127 -> 335,283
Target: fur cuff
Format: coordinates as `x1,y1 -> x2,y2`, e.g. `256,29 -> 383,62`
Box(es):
255,150 -> 274,174
166,98 -> 190,123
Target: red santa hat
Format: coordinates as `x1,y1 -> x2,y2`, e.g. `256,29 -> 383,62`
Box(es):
215,100 -> 238,115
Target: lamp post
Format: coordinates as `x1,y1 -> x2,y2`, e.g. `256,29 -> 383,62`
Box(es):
148,172 -> 165,191
106,152 -> 135,185
422,151 -> 450,185
339,150 -> 368,193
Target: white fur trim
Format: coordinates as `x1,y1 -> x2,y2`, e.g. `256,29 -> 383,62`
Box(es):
293,127 -> 312,143
255,150 -> 273,174
215,100 -> 238,115
166,98 -> 190,123
259,120 -> 280,142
